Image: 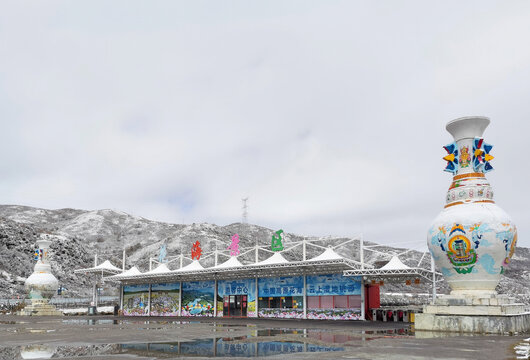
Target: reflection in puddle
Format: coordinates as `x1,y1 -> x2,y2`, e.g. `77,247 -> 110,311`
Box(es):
4,338 -> 344,359
122,339 -> 344,357
20,344 -> 55,359
62,319 -> 118,325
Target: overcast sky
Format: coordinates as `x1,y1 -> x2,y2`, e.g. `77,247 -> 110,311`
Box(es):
1,1 -> 529,249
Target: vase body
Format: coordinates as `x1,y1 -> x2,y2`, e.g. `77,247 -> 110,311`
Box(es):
428,116 -> 517,295
25,236 -> 59,300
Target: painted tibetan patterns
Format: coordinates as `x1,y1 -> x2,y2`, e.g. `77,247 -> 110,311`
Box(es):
217,278 -> 256,317
123,284 -> 149,316
150,283 -> 180,316
181,281 -> 215,316
429,222 -> 517,276
258,276 -> 304,319
306,274 -> 362,320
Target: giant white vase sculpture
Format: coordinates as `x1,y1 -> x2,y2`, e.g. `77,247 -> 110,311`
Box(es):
428,116 -> 517,295
20,234 -> 62,316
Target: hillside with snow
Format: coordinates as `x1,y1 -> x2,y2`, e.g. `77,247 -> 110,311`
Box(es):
0,204 -> 528,304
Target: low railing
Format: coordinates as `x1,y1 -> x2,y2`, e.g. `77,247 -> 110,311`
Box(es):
0,296 -> 119,309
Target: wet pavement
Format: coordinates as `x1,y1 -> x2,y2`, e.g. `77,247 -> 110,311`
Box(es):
0,315 -> 526,359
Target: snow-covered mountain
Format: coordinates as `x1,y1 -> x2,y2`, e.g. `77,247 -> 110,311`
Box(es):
0,205 -> 528,303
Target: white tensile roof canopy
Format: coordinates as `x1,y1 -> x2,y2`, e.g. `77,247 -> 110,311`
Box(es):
174,260 -> 204,272
145,263 -> 171,274
257,252 -> 289,265
107,266 -> 142,280
380,255 -> 410,270
74,260 -> 122,275
309,247 -> 343,261
214,256 -> 244,269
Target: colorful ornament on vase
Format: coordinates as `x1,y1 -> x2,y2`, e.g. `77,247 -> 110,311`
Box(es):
443,142 -> 459,174
472,137 -> 494,173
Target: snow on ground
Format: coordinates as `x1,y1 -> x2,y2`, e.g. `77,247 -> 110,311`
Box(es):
1,270 -> 25,283
515,338 -> 530,359
61,306 -> 114,315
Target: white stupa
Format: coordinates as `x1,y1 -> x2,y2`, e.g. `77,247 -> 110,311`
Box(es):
20,234 -> 62,316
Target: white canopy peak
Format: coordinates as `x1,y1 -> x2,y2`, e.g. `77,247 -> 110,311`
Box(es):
380,255 -> 410,270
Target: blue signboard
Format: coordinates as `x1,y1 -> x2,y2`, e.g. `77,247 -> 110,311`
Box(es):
151,282 -> 180,291
218,279 -> 254,297
123,284 -> 149,293
306,274 -> 361,296
258,276 -> 304,297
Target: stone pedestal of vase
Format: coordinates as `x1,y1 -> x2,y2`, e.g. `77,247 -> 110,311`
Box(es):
416,294 -> 530,334
414,116 -> 528,334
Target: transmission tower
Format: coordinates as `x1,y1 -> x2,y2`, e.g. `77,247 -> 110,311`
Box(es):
242,197 -> 249,224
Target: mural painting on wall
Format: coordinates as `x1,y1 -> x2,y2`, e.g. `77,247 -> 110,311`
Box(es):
150,283 -> 180,316
228,234 -> 240,256
271,230 -> 284,251
217,278 -> 256,317
191,241 -> 202,260
123,284 -> 149,316
181,281 -> 215,316
306,274 -> 362,320
258,276 -> 304,318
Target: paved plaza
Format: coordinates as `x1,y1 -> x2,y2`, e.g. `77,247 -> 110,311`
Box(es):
0,315 -> 526,359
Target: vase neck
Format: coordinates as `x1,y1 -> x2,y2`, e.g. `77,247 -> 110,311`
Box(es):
454,138 -> 475,175
445,138 -> 495,208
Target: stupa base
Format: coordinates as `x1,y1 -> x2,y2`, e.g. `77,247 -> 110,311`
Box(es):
415,294 -> 530,334
19,300 -> 63,316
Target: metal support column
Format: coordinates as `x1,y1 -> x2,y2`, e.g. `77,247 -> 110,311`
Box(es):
147,284 -> 152,316
92,281 -> 97,306
255,277 -> 259,317
303,275 -> 307,319
214,279 -> 218,317
122,248 -> 126,271
431,255 -> 437,303
360,277 -> 365,320
360,234 -> 364,270
178,281 -> 182,316
119,284 -> 124,311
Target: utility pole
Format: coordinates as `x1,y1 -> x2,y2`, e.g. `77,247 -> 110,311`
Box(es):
242,197 -> 248,224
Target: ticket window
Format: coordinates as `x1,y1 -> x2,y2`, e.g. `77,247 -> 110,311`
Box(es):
258,296 -> 302,309
307,295 -> 361,309
223,295 -> 247,317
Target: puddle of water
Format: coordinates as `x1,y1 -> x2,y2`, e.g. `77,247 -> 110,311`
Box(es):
121,339 -> 344,357
62,319 -> 118,325
0,321 -> 27,325
3,337 -> 344,359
